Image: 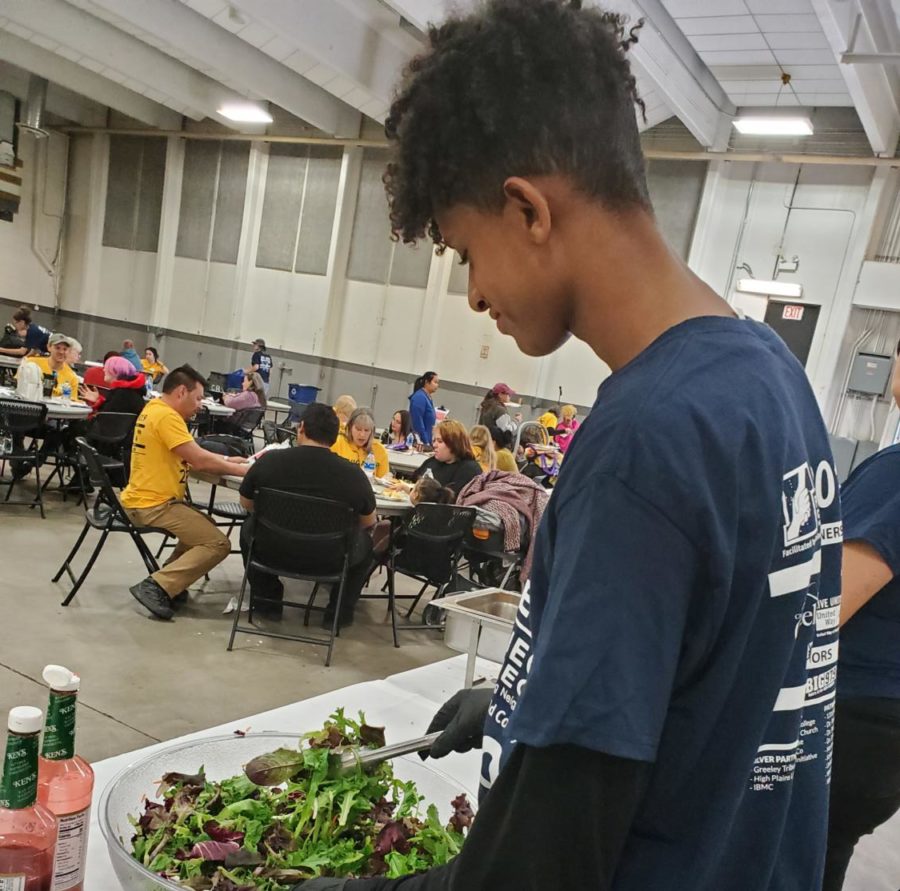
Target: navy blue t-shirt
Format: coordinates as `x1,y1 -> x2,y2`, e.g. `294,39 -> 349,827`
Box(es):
25,323 -> 50,353
838,444 -> 900,700
252,350 -> 272,383
481,317 -> 841,891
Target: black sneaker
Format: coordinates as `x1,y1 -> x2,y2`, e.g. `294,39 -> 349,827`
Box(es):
129,578 -> 174,620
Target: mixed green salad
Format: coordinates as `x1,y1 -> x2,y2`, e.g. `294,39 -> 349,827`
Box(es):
129,710 -> 473,890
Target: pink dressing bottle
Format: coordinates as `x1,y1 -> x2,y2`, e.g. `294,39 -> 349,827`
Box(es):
36,667 -> 93,891
0,706 -> 58,890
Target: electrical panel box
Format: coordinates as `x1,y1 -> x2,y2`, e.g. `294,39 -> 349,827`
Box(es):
848,352 -> 893,397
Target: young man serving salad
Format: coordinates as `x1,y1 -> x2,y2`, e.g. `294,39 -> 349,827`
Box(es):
300,1 -> 841,889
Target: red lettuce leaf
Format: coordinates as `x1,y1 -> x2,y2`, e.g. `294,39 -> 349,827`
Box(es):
202,821 -> 245,844
188,840 -> 241,861
449,794 -> 474,833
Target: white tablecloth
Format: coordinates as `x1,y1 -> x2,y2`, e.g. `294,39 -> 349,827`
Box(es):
86,655 -> 493,890
0,387 -> 91,420
0,355 -> 21,368
78,646 -> 900,890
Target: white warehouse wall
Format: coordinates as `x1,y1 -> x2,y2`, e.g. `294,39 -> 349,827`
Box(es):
1,129 -> 894,426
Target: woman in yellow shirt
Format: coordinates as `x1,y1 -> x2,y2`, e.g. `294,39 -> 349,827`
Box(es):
330,406 -> 390,478
141,347 -> 168,382
469,424 -> 496,472
22,333 -> 79,397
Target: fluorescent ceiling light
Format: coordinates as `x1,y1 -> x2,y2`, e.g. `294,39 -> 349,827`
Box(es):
736,278 -> 803,299
733,116 -> 813,136
217,102 -> 272,123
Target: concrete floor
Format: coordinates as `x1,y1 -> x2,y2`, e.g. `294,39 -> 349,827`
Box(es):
0,478 -> 455,764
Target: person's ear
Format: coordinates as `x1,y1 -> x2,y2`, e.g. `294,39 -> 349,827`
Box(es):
502,177 -> 551,246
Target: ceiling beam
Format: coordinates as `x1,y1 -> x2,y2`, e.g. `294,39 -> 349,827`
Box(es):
71,0 -> 360,136
0,60 -> 107,126
811,0 -> 900,156
0,0 -> 267,128
230,0 -> 420,120
605,0 -> 734,150
0,33 -> 182,128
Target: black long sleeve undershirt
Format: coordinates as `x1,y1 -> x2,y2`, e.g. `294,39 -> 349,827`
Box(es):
344,743 -> 651,891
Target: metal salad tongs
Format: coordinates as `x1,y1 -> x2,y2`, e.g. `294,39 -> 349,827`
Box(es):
331,731 -> 441,776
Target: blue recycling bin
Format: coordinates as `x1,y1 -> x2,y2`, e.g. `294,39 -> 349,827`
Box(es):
288,384 -> 321,403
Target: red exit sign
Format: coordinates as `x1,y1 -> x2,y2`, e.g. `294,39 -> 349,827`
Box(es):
782,305 -> 804,321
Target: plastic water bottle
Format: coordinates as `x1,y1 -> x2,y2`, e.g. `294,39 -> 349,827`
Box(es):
363,452 -> 377,477
60,382 -> 71,406
405,433 -> 415,450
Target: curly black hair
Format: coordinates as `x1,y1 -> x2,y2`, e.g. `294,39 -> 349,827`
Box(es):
384,0 -> 649,249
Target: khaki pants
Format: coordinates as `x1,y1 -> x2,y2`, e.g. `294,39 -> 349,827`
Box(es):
126,501 -> 230,596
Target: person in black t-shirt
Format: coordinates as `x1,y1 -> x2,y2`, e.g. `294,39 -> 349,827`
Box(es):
247,338 -> 273,392
238,403 -> 376,626
412,419 -> 481,495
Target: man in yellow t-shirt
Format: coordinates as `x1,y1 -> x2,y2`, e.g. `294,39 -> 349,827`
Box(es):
122,365 -> 250,620
20,333 -> 79,397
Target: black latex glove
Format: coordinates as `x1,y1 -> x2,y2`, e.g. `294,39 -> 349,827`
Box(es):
294,879 -> 347,890
421,686 -> 493,760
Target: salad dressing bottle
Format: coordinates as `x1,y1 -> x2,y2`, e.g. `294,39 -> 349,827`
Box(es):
0,706 -> 58,890
36,667 -> 93,891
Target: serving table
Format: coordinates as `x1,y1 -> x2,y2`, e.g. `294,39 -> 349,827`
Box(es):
85,654 -> 494,890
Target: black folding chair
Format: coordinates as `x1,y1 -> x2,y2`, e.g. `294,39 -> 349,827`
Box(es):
84,411 -> 138,487
0,398 -> 49,517
52,439 -> 169,606
368,503 -> 475,633
262,420 -> 296,446
227,488 -> 356,667
213,407 -> 264,444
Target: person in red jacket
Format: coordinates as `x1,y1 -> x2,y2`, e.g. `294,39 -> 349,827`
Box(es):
81,355 -> 147,418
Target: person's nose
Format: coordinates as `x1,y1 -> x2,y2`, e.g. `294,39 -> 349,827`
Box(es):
468,279 -> 488,313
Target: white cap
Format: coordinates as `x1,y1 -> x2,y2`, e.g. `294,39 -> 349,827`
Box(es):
8,706 -> 43,734
42,665 -> 80,692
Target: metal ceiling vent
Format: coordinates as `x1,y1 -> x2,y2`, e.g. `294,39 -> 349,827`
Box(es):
18,76 -> 49,138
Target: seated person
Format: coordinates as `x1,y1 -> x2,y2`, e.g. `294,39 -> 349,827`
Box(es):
490,425 -> 518,473
121,365 -> 249,621
537,405 -> 559,433
67,338 -> 83,365
331,406 -> 390,478
411,476 -> 455,505
520,427 -> 560,488
83,351 -> 119,388
121,339 -> 143,372
20,333 -> 79,397
222,372 -> 266,412
0,306 -> 50,357
382,409 -> 412,447
141,346 -> 168,382
555,403 -> 580,453
332,394 -> 357,435
412,419 -> 482,494
470,424 -> 496,472
81,355 -> 147,418
238,403 -> 376,629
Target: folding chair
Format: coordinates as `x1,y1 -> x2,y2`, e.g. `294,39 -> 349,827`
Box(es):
366,503 -> 475,636
52,438 -> 169,606
0,398 -> 49,518
227,488 -> 356,667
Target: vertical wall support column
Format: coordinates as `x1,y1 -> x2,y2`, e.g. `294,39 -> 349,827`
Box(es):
412,248 -> 453,375
147,135 -> 184,337
318,146 -> 364,392
230,141 -> 268,366
77,132 -> 109,322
